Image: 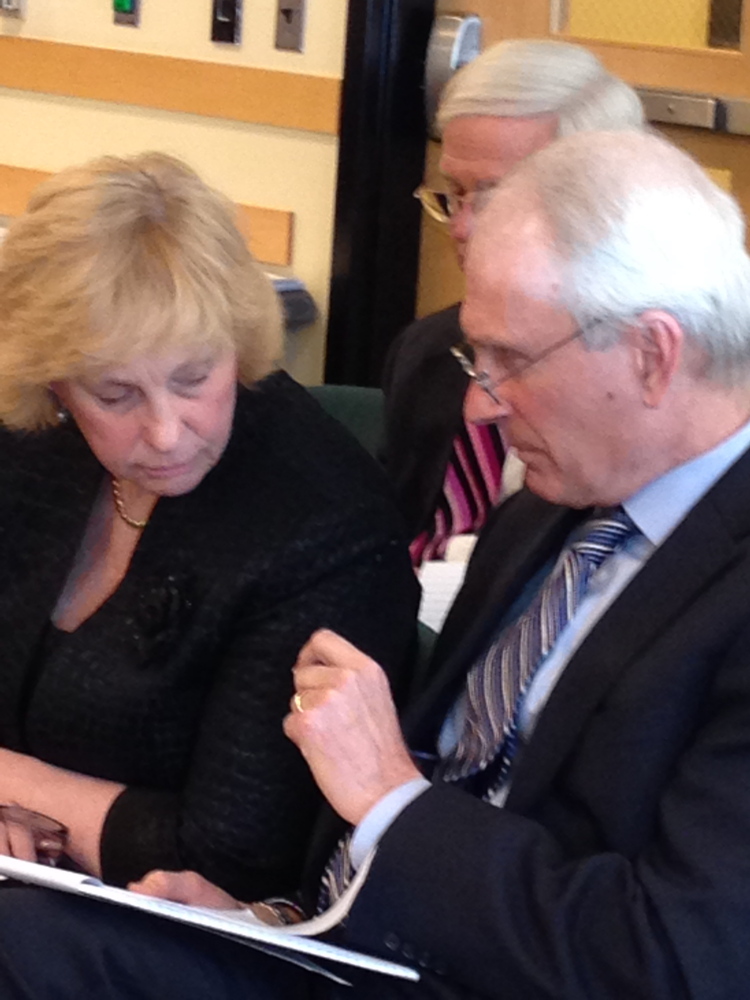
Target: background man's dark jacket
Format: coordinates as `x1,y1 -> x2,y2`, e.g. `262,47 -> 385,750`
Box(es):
381,305 -> 466,538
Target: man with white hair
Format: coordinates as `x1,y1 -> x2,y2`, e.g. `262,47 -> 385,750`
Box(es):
2,131 -> 750,1000
383,38 -> 645,564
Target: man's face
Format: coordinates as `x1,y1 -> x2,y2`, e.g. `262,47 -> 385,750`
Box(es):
460,209 -> 653,509
439,114 -> 558,267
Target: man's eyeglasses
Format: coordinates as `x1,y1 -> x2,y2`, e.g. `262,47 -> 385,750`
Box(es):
450,319 -> 607,405
413,185 -> 498,225
413,187 -> 454,225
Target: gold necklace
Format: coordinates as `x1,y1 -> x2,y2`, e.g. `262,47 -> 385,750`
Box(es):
111,478 -> 149,530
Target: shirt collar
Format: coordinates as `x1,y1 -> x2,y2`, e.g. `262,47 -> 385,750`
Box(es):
623,420 -> 750,548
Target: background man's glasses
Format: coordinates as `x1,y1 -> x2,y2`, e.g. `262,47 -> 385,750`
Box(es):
413,187 -> 454,224
413,185 -> 499,225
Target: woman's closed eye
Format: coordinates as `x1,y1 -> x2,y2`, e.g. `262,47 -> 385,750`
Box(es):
171,373 -> 210,393
93,386 -> 134,407
169,362 -> 214,395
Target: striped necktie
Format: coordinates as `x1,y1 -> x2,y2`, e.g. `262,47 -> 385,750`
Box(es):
439,507 -> 637,793
317,508 -> 637,910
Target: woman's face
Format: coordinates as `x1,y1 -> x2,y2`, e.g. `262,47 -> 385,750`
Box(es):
52,349 -> 238,497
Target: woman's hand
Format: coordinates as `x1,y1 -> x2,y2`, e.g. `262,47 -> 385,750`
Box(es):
128,869 -> 243,909
0,804 -> 67,865
0,747 -> 124,877
0,808 -> 37,862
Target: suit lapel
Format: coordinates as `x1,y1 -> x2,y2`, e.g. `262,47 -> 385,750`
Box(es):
405,493 -> 586,751
506,454 -> 750,814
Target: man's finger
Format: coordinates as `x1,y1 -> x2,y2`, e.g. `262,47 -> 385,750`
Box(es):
295,629 -> 338,667
296,629 -> 365,669
286,687 -> 328,722
293,663 -> 350,693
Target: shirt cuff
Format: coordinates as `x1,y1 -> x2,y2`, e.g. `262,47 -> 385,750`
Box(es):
350,777 -> 431,869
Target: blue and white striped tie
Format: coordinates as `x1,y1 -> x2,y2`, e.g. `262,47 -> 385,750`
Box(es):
440,508 -> 637,791
317,509 -> 636,909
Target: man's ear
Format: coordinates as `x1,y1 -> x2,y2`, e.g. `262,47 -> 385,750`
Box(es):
628,310 -> 685,408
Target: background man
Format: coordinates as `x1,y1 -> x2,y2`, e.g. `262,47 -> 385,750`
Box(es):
383,38 -> 645,565
3,131 -> 750,1000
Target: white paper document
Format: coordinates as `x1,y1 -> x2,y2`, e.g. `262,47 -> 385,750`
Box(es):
0,854 -> 419,984
418,559 -> 469,632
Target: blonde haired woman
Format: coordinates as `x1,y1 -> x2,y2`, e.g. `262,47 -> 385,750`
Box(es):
0,153 -> 417,899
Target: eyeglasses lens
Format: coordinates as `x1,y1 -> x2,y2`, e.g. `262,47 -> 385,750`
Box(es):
413,187 -> 451,224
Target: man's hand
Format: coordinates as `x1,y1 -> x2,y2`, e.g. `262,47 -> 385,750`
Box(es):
128,870 -> 243,909
128,872 -> 303,926
283,629 -> 421,826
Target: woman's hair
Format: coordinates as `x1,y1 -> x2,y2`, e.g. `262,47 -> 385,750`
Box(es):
0,152 -> 283,429
436,39 -> 645,137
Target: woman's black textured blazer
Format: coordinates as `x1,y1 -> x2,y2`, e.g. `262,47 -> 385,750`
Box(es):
0,372 -> 418,900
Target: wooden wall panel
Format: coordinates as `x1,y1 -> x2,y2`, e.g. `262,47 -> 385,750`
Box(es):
235,203 -> 294,267
507,0 -> 750,98
0,164 -> 48,217
0,163 -> 294,266
0,37 -> 341,135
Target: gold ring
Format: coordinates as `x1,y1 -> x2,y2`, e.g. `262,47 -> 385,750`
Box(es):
293,692 -> 305,713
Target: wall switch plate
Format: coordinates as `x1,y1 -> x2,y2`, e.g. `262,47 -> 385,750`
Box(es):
276,0 -> 305,52
113,0 -> 139,26
212,0 -> 241,44
0,0 -> 25,18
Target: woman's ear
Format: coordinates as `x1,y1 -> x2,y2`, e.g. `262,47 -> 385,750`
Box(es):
629,310 -> 685,408
48,384 -> 69,424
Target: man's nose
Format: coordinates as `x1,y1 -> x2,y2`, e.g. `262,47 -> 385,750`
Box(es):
463,379 -> 511,425
449,200 -> 474,247
142,401 -> 182,452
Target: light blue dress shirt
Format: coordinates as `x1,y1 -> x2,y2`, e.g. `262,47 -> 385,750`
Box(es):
351,422 -> 750,866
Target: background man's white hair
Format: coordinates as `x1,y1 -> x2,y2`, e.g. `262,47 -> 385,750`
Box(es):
436,39 -> 645,136
486,130 -> 750,386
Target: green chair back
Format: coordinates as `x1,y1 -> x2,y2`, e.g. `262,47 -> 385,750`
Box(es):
307,384 -> 385,457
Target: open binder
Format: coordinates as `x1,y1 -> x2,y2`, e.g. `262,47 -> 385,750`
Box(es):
0,854 -> 419,986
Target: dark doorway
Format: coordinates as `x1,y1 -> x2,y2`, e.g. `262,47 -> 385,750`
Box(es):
324,0 -> 435,387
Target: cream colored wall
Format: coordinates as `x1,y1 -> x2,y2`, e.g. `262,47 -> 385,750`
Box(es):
0,0 -> 347,71
0,0 -> 347,384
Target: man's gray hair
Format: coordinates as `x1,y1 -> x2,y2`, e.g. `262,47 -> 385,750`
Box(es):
436,39 -> 645,137
500,131 -> 750,385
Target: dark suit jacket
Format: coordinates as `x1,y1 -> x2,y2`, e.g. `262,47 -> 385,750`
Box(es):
0,372 -> 418,901
339,450 -> 750,1000
381,305 -> 467,537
